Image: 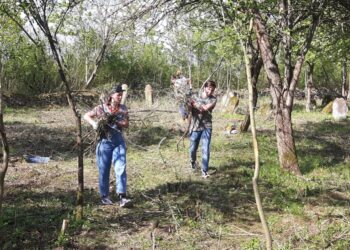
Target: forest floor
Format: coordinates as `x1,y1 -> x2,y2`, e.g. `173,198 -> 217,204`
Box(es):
1,93 -> 350,249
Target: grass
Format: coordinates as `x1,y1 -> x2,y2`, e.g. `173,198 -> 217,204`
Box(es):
1,95 -> 349,249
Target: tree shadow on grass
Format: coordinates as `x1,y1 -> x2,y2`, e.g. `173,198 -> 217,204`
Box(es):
1,189 -> 77,249
5,121 -> 77,160
5,121 -> 176,161
127,165 -> 349,236
295,119 -> 350,174
3,164 -> 349,249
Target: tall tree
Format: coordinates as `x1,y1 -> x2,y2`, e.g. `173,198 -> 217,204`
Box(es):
251,1 -> 326,175
0,55 -> 9,223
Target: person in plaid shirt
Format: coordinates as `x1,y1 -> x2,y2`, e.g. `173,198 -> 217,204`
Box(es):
83,84 -> 132,207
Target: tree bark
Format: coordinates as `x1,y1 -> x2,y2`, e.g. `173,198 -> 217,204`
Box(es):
348,70 -> 350,100
305,61 -> 314,112
341,61 -> 348,98
253,10 -> 301,176
240,49 -> 262,132
0,59 -> 9,223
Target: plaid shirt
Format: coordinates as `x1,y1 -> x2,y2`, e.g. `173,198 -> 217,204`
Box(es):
92,104 -> 128,131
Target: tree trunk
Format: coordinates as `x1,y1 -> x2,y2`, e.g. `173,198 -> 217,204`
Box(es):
75,115 -> 84,220
348,70 -> 350,100
305,62 -> 314,112
240,53 -> 262,132
253,11 -> 301,176
253,1 -> 321,175
0,60 -> 9,223
275,107 -> 301,175
43,22 -> 85,220
341,61 -> 348,98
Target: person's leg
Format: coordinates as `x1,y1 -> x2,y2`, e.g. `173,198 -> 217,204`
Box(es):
112,134 -> 132,207
179,103 -> 188,120
201,128 -> 212,174
96,140 -> 113,199
190,131 -> 202,168
112,134 -> 127,196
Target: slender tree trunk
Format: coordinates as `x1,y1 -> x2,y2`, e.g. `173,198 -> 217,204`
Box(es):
305,62 -> 314,112
43,23 -> 85,220
341,61 -> 347,98
75,115 -> 84,220
0,59 -> 9,223
240,50 -> 262,132
237,20 -> 272,250
347,70 -> 350,100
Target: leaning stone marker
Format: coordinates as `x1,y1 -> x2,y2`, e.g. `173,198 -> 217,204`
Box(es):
221,91 -> 234,107
332,98 -> 348,121
322,101 -> 333,114
145,84 -> 153,107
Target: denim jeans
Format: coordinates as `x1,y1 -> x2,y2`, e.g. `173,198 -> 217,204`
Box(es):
189,128 -> 212,173
96,130 -> 127,198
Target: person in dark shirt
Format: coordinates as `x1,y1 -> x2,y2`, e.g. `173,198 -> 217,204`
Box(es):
189,80 -> 217,178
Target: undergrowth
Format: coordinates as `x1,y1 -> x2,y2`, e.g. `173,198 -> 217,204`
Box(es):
1,97 -> 349,249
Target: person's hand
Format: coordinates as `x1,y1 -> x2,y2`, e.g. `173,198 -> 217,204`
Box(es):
92,121 -> 98,130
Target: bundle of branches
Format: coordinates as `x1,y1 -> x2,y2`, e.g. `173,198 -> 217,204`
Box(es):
96,113 -> 124,141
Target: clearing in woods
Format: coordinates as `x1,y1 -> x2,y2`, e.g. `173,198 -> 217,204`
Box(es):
1,94 -> 350,249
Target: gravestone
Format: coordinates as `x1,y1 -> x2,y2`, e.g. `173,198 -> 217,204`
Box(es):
332,98 -> 348,121
221,91 -> 234,107
222,92 -> 239,113
145,84 -> 153,107
229,96 -> 240,113
121,84 -> 128,105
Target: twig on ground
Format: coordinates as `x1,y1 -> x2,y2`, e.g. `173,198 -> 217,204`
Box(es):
124,136 -> 149,151
231,224 -> 262,236
130,109 -> 177,113
166,200 -> 181,231
158,137 -> 167,165
176,115 -> 191,152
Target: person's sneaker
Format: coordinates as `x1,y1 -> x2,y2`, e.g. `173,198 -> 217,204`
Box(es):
202,171 -> 210,179
101,197 -> 113,205
190,161 -> 197,171
120,197 -> 132,208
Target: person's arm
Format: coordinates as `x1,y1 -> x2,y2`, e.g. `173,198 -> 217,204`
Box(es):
188,78 -> 192,90
116,106 -> 129,129
191,98 -> 216,112
202,99 -> 217,111
83,109 -> 98,130
117,116 -> 129,129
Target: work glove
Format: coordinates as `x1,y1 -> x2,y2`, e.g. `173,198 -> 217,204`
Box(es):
91,121 -> 98,130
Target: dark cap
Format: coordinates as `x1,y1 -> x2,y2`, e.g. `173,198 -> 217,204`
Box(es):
111,84 -> 124,94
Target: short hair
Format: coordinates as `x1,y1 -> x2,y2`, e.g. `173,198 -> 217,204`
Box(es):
204,80 -> 216,89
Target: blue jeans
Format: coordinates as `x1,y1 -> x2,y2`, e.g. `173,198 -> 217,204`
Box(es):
96,131 -> 127,198
189,128 -> 212,173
